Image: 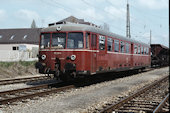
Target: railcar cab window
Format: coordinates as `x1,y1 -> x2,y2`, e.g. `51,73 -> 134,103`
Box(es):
67,32 -> 83,49
99,35 -> 105,50
107,38 -> 113,51
52,33 -> 66,48
40,33 -> 50,49
134,45 -> 138,54
120,41 -> 125,53
114,40 -> 119,52
138,45 -> 141,54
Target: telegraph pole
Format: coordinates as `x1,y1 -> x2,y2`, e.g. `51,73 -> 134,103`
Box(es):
126,0 -> 131,38
150,30 -> 152,45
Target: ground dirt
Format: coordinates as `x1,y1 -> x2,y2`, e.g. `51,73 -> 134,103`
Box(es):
1,67 -> 169,113
0,62 -> 37,79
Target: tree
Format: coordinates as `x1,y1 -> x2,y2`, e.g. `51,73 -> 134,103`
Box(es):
31,19 -> 37,28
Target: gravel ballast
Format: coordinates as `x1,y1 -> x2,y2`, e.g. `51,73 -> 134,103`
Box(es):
1,67 -> 169,113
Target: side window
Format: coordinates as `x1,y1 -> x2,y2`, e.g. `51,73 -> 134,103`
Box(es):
146,48 -> 149,55
99,35 -> 105,50
138,45 -> 141,54
120,41 -> 125,53
114,40 -> 119,52
107,37 -> 113,51
86,33 -> 90,49
134,45 -> 138,54
126,43 -> 129,53
141,46 -> 144,54
91,34 -> 97,48
144,47 -> 147,54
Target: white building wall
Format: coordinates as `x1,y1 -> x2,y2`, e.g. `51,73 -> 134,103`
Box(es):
0,44 -> 39,61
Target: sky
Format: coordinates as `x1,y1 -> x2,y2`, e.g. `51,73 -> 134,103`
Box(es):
0,0 -> 169,47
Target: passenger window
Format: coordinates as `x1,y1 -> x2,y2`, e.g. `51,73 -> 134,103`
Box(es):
114,40 -> 119,52
146,48 -> 149,55
134,45 -> 138,54
107,37 -> 113,51
126,43 -> 129,53
141,46 -> 144,54
99,35 -> 105,50
144,48 -> 147,54
86,33 -> 90,49
138,45 -> 141,54
120,41 -> 125,53
91,34 -> 97,48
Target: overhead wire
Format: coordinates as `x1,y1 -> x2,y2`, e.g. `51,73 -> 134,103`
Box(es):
40,0 -> 155,43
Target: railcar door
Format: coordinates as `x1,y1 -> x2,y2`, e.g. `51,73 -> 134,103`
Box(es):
91,33 -> 97,74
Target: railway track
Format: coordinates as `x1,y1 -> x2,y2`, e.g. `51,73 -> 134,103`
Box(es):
0,82 -> 75,105
0,76 -> 50,85
100,75 -> 169,113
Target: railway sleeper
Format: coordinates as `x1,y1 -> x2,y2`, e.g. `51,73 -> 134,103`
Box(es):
118,107 -> 153,111
123,104 -> 156,108
126,101 -> 159,106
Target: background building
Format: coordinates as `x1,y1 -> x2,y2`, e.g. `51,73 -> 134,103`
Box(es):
0,28 -> 41,61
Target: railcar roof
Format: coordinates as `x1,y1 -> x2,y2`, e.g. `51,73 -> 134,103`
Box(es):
42,23 -> 150,47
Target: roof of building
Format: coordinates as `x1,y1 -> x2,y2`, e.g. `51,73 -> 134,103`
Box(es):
0,28 -> 41,44
48,16 -> 99,27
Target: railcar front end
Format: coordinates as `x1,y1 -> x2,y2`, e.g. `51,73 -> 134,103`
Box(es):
35,31 -> 92,80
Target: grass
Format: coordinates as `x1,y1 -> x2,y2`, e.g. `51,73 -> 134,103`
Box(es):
0,61 -> 36,68
19,61 -> 36,67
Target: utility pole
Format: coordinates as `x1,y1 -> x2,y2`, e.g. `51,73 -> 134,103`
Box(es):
150,30 -> 152,45
126,0 -> 131,38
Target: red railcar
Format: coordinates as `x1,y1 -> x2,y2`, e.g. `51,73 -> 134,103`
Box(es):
35,23 -> 151,80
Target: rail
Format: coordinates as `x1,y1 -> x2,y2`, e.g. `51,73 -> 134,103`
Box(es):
0,82 -> 75,105
0,76 -> 49,85
100,75 -> 169,113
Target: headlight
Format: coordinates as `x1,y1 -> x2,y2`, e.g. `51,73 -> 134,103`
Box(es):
41,54 -> 46,60
70,55 -> 76,61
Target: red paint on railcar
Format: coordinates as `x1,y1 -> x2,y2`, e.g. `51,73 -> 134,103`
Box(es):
35,25 -> 151,80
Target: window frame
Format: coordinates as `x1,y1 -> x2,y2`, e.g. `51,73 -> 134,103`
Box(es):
85,32 -> 90,49
120,41 -> 125,53
107,37 -> 113,51
134,44 -> 138,54
141,46 -> 144,54
99,35 -> 106,50
40,33 -> 51,49
138,45 -> 141,54
51,32 -> 66,49
67,32 -> 84,49
114,39 -> 119,52
125,42 -> 130,53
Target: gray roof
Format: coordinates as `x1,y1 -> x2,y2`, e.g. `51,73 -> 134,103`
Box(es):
0,28 -> 41,44
151,44 -> 169,49
48,16 -> 98,27
42,23 -> 150,47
